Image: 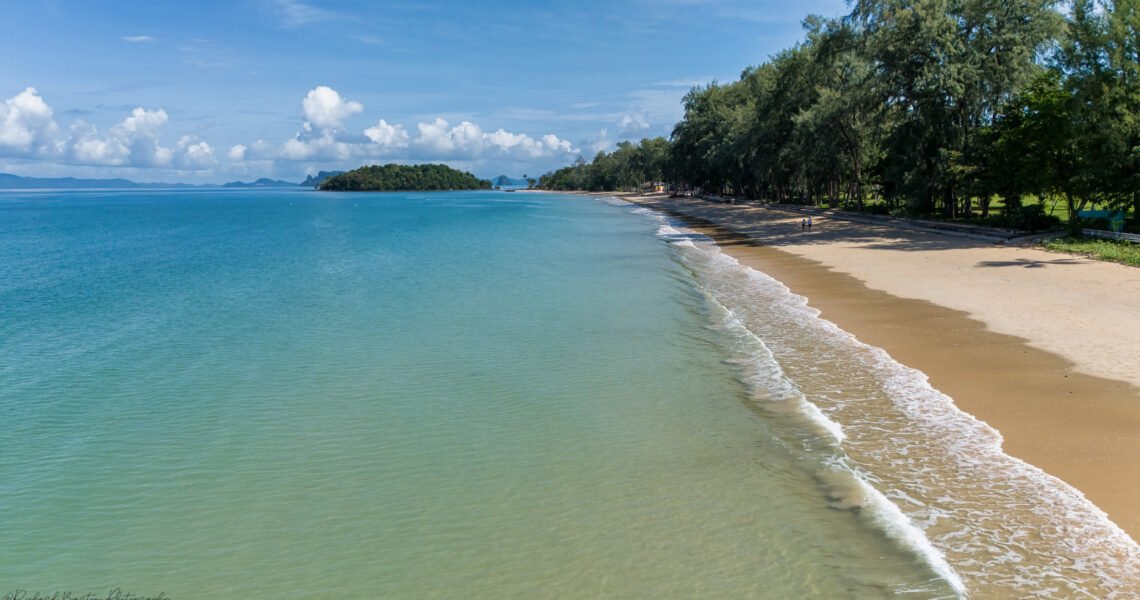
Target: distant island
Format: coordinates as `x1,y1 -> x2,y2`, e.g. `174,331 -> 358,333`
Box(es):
222,178 -> 298,188
301,171 -> 345,188
0,172 -> 314,190
0,172 -> 201,190
492,175 -> 527,187
319,164 -> 492,191
0,168 -> 495,191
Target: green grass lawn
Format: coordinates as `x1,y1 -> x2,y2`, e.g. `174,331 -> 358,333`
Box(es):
1043,236 -> 1140,267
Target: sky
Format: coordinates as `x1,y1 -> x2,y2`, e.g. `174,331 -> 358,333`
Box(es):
0,0 -> 848,183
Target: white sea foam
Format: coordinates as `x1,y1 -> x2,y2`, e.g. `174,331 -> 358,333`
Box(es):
695,249 -> 964,595
854,474 -> 967,596
629,202 -> 1140,598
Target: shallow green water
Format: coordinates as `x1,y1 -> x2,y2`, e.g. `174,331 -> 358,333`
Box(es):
0,190 -> 953,598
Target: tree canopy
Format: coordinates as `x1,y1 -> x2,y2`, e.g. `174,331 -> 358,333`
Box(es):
319,164 -> 492,192
540,0 -> 1140,228
540,138 -> 670,192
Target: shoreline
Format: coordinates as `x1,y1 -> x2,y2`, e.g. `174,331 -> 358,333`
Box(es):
619,193 -> 1140,542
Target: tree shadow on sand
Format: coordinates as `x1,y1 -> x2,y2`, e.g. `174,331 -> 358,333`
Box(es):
642,200 -> 1011,253
975,258 -> 1084,268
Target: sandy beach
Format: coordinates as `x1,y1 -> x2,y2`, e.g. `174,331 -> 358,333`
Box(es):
627,194 -> 1140,541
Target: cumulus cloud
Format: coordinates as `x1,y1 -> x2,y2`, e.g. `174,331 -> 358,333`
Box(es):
69,121 -> 129,165
302,86 -> 362,130
0,87 -> 60,153
112,107 -> 172,167
406,118 -> 575,161
281,129 -> 354,161
485,129 -> 574,159
174,136 -> 216,169
413,118 -> 485,158
233,87 -> 580,167
618,112 -> 650,136
0,87 -> 217,171
363,119 -> 409,149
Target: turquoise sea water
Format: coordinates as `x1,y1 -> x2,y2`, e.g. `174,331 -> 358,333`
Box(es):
2,190 -> 1136,598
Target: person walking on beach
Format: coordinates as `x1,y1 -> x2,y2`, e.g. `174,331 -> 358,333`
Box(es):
801,218 -> 806,231
807,216 -> 813,231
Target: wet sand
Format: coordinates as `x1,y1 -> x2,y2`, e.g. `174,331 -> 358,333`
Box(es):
628,195 -> 1140,541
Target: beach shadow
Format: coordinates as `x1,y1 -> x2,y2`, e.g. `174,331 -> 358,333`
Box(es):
641,199 -> 1002,253
976,258 -> 1084,268
859,237 -> 989,252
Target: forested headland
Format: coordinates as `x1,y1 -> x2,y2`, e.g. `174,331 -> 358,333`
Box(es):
319,164 -> 492,191
541,0 -> 1140,231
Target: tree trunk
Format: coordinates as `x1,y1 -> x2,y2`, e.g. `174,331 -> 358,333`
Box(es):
1066,192 -> 1080,233
1133,191 -> 1139,228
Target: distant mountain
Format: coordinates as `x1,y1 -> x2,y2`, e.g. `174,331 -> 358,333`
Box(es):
301,171 -> 345,188
222,177 -> 298,188
492,175 -> 528,187
0,172 -> 200,189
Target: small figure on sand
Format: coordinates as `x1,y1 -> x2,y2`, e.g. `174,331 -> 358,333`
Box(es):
801,218 -> 806,231
807,216 -> 813,231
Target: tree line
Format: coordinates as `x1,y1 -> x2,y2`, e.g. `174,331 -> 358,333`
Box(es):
541,0 -> 1140,228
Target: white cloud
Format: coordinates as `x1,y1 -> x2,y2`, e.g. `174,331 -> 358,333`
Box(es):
69,121 -> 129,165
271,0 -> 331,27
236,113 -> 578,167
302,86 -> 363,130
0,87 -> 59,153
627,88 -> 688,130
364,119 -> 409,149
485,128 -> 574,159
618,112 -> 650,136
110,107 -> 172,167
174,136 -> 216,170
585,128 -> 612,155
1,84 -> 583,179
412,118 -> 484,158
122,35 -> 156,43
0,88 -> 218,171
281,129 -> 354,161
406,118 -> 575,161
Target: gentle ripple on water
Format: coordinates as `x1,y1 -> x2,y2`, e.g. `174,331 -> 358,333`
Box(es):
2,189 -> 969,598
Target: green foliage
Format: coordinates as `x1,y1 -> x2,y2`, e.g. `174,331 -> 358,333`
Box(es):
1045,236 -> 1140,266
319,164 -> 492,192
539,138 -> 670,192
539,0 -> 1140,233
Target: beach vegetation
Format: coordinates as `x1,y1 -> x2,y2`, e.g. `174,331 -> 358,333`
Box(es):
1044,236 -> 1140,266
540,138 -> 670,192
319,163 -> 492,191
540,0 -> 1140,232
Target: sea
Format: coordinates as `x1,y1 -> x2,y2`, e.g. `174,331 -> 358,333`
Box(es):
1,189 -> 1137,598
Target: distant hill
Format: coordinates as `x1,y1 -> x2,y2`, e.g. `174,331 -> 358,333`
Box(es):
301,171 -> 345,188
492,175 -> 528,187
0,172 -> 200,189
319,164 -> 492,192
222,177 -> 298,188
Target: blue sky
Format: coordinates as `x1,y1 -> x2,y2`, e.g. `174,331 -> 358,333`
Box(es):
0,0 -> 847,183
